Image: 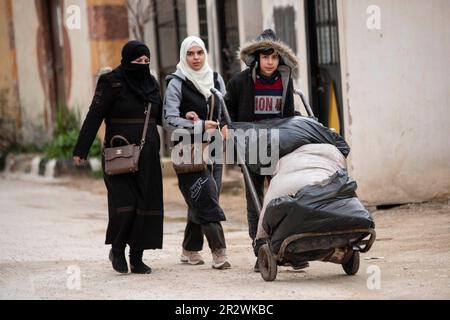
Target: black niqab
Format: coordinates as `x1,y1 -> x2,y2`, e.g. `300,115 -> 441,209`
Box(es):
119,40 -> 160,104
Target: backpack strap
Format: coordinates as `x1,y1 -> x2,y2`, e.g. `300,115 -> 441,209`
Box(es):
213,72 -> 218,87
166,73 -> 185,87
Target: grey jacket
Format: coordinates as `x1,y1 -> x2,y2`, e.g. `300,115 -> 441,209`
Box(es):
163,69 -> 226,134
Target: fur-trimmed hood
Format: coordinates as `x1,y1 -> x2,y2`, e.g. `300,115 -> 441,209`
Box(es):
239,38 -> 299,70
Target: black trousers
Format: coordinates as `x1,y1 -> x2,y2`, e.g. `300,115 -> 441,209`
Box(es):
182,164 -> 226,252
182,220 -> 226,251
243,169 -> 271,256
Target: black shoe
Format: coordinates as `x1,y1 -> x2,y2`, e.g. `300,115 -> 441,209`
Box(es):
253,259 -> 260,273
130,261 -> 152,274
109,249 -> 128,274
129,249 -> 152,274
291,262 -> 309,270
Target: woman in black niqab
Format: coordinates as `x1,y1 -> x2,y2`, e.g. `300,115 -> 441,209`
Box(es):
119,40 -> 161,105
73,40 -> 164,275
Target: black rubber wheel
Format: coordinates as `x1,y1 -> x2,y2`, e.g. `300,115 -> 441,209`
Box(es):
258,244 -> 277,281
342,250 -> 360,275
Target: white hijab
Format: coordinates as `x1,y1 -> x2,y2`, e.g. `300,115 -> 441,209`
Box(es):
177,36 -> 214,99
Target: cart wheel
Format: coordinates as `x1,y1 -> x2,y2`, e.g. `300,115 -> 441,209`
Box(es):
258,244 -> 277,281
342,250 -> 360,275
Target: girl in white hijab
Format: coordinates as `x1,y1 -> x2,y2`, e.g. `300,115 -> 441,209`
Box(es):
163,36 -> 230,270
177,36 -> 215,99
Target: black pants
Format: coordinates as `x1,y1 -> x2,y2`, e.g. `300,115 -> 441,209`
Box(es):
183,220 -> 226,251
182,164 -> 226,252
243,169 -> 271,256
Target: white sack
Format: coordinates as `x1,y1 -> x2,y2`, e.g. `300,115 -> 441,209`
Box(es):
256,144 -> 347,240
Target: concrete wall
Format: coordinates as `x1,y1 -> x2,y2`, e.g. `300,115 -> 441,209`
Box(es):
64,0 -> 94,117
5,0 -> 129,146
126,0 -> 159,77
237,0 -> 263,44
206,0 -> 220,71
0,0 -> 20,146
86,0 -> 129,141
12,0 -> 49,145
337,0 -> 450,204
87,0 -> 128,76
186,0 -> 200,37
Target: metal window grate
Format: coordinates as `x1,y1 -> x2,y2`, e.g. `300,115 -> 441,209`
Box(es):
274,6 -> 297,55
197,0 -> 209,49
315,0 -> 339,65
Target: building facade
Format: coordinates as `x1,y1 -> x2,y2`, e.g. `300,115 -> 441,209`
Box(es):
0,0 -> 449,205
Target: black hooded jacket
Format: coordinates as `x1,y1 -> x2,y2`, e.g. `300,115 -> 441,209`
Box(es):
224,29 -> 299,122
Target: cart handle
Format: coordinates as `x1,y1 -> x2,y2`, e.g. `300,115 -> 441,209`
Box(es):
294,89 -> 315,118
211,88 -> 262,214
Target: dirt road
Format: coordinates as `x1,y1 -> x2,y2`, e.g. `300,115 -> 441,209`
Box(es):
1,173 -> 449,299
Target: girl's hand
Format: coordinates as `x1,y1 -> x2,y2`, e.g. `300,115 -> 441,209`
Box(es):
204,120 -> 219,131
185,111 -> 199,122
73,156 -> 84,166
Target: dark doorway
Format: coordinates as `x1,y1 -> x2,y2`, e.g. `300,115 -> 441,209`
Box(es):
154,0 -> 187,90
153,0 -> 187,155
305,0 -> 344,135
216,0 -> 240,83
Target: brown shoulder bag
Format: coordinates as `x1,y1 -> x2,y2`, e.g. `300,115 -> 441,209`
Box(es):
104,104 -> 152,175
172,95 -> 218,174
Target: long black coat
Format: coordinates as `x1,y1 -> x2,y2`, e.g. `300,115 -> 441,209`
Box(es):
73,68 -> 164,250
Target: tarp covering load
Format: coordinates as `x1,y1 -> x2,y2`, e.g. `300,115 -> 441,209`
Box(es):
260,170 -> 375,255
255,144 -> 348,239
229,116 -> 350,175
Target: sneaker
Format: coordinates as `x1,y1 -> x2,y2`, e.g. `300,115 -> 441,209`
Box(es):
253,259 -> 260,273
180,249 -> 205,265
212,249 -> 231,270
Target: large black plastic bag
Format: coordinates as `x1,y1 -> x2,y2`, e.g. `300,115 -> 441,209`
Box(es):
262,170 -> 374,255
229,116 -> 350,174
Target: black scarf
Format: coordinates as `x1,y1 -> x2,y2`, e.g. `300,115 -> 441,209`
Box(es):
119,40 -> 160,104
